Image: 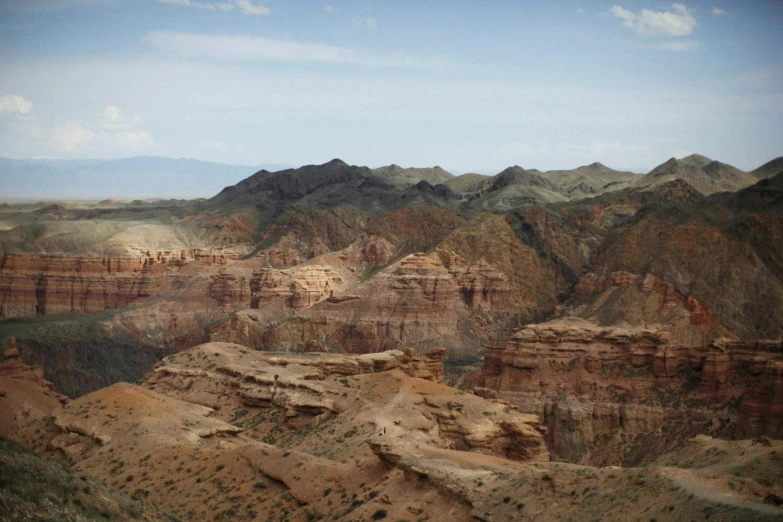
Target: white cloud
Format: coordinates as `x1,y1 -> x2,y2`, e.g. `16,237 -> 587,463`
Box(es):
645,40 -> 700,52
712,8 -> 726,16
324,5 -> 335,12
114,131 -> 154,150
48,107 -> 153,153
157,0 -> 268,15
147,31 -> 355,62
100,105 -> 141,130
0,94 -> 33,114
96,106 -> 152,149
145,31 -> 448,70
611,3 -> 697,37
103,105 -> 122,123
576,8 -> 584,14
50,122 -> 95,151
235,0 -> 268,15
353,17 -> 377,28
159,0 -> 217,8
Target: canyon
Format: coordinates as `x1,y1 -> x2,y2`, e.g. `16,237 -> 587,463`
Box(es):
1,153 -> 782,521
475,318 -> 783,464
3,337 -> 781,521
0,248 -> 246,318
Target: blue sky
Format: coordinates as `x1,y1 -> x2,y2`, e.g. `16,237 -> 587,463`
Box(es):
0,0 -> 781,172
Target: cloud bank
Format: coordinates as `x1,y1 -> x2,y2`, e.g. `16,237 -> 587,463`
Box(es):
157,0 -> 269,15
611,3 -> 697,37
145,31 -> 449,70
0,95 -> 34,114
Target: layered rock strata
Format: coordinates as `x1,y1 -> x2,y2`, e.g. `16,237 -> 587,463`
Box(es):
223,250 -> 517,354
18,341 -> 780,522
142,342 -> 547,460
0,248 -> 246,319
251,265 -> 346,310
475,318 -> 783,463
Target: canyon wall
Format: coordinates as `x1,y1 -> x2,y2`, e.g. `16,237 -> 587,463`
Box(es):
211,249 -> 518,355
0,248 -> 246,319
474,318 -> 783,464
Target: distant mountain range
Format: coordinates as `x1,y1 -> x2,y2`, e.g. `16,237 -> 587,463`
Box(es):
208,154 -> 783,215
0,156 -> 292,200
1,154 -> 781,203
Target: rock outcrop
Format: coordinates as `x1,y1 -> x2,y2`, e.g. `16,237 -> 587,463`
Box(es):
475,318 -> 783,464
571,271 -> 735,345
0,248 -> 247,319
208,271 -> 251,309
0,338 -> 67,437
251,265 -> 347,310
142,342 -> 547,459
11,340 -> 783,522
232,250 -> 517,355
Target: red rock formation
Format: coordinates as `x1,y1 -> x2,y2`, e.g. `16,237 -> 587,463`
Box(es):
356,235 -> 393,266
474,318 -> 783,463
0,248 -> 247,319
0,338 -> 68,437
209,272 -> 251,310
142,342 -> 547,463
571,271 -> 735,345
250,265 -> 346,310
251,250 -> 516,354
255,247 -> 303,268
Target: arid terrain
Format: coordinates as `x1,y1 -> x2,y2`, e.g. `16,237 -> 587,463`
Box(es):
1,154 -> 782,521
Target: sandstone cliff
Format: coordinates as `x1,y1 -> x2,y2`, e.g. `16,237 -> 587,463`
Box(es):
0,248 -> 247,319
475,318 -> 783,464
11,341 -> 781,522
213,249 -> 518,356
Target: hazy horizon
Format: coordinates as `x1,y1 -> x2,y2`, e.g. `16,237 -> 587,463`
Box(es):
1,1 -> 781,174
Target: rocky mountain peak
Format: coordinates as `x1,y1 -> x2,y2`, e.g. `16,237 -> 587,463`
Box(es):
751,156 -> 783,180
679,153 -> 713,169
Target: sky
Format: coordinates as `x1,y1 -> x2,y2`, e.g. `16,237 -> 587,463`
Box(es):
0,0 -> 781,173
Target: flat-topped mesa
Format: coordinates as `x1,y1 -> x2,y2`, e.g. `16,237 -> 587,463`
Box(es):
509,319 -> 671,345
208,272 -> 251,310
0,247 -> 251,319
384,249 -> 515,311
475,318 -> 783,463
0,248 -> 249,274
